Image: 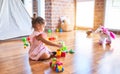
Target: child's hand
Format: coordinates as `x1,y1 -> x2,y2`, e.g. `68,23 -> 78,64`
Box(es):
58,44 -> 63,48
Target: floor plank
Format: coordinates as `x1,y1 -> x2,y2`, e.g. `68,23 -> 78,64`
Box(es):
0,30 -> 120,74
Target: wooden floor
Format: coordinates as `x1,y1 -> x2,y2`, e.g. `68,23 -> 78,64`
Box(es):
0,30 -> 120,74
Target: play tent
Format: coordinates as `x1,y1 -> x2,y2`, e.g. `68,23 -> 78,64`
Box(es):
0,0 -> 32,40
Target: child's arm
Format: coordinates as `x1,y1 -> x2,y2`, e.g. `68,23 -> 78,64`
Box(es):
35,34 -> 62,48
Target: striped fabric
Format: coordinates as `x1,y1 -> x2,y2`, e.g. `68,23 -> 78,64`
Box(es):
28,31 -> 50,61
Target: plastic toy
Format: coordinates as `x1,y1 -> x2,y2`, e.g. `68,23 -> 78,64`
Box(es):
50,58 -> 64,72
47,29 -> 57,41
22,37 -> 30,48
56,28 -> 59,32
95,25 -> 116,45
60,46 -> 68,52
48,29 -> 52,33
59,41 -> 68,52
56,49 -> 61,57
48,36 -> 56,41
59,28 -> 63,32
61,52 -> 66,57
56,49 -> 66,57
55,62 -> 64,72
27,37 -> 30,41
69,49 -> 75,54
86,29 -> 93,36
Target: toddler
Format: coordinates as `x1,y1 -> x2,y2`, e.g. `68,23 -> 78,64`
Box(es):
29,16 -> 62,61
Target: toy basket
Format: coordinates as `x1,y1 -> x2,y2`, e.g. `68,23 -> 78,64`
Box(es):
60,16 -> 73,32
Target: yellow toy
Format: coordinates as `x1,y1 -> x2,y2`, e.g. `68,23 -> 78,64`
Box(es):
56,49 -> 61,57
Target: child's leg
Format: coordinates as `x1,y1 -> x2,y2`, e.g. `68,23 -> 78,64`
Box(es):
45,48 -> 56,57
39,52 -> 51,60
30,48 -> 50,61
39,51 -> 56,60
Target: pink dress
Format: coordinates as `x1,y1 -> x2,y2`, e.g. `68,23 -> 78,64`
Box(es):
29,31 -> 51,61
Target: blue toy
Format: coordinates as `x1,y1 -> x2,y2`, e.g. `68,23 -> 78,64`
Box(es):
59,28 -> 63,32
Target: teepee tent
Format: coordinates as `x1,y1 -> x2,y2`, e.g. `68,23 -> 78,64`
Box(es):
0,0 -> 32,40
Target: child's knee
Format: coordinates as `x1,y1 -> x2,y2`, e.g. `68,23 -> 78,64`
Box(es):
41,52 -> 50,59
44,53 -> 51,59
